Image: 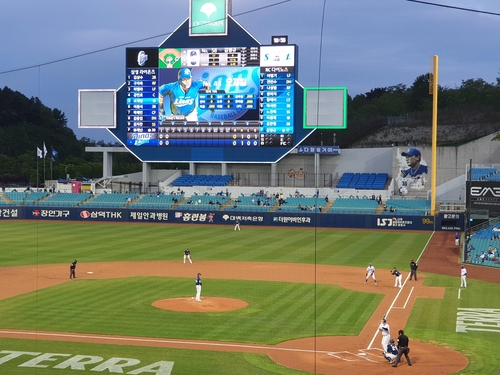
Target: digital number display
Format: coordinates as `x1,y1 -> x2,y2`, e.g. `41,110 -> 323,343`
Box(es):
125,45 -> 295,147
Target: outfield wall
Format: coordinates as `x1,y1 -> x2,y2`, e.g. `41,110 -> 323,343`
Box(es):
0,206 -> 464,231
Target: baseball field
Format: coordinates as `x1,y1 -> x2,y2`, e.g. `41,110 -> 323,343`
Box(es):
0,221 -> 499,374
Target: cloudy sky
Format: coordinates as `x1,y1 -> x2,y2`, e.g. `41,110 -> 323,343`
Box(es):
1,0 -> 499,143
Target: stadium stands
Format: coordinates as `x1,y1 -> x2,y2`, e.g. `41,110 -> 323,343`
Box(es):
175,193 -> 231,211
470,167 -> 498,181
336,173 -> 388,190
276,197 -> 324,213
467,224 -> 500,268
79,193 -> 139,208
171,174 -> 233,187
129,193 -> 184,209
329,198 -> 379,214
35,193 -> 92,207
382,199 -> 430,215
224,195 -> 277,211
4,191 -> 28,204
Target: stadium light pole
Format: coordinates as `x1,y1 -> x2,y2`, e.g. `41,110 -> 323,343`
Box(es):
430,55 -> 438,216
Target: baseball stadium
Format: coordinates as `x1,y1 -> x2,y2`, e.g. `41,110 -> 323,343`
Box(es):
1,2 -> 500,375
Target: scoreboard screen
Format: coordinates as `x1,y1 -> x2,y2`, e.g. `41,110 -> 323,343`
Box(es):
125,45 -> 296,148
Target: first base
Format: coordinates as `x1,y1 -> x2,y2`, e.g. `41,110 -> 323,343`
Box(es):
87,271 -> 93,274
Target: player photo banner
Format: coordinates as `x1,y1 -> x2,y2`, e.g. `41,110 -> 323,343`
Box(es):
395,147 -> 429,195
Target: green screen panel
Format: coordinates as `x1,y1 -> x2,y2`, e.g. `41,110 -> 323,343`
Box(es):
303,87 -> 347,129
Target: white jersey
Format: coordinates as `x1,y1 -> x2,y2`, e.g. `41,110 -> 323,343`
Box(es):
378,322 -> 390,336
366,265 -> 375,276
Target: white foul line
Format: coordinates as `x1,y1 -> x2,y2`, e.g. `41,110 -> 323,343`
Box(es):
367,274 -> 413,350
0,329 -> 330,355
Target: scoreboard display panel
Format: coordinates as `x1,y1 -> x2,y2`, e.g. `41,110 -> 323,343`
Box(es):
125,45 -> 296,148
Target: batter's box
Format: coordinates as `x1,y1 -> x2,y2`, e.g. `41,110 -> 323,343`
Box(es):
325,349 -> 380,363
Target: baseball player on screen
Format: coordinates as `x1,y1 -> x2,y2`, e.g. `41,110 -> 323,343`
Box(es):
158,68 -> 209,122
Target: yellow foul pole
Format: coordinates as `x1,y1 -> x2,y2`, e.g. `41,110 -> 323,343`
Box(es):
430,56 -> 438,216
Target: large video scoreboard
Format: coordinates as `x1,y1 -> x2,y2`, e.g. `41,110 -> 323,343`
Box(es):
125,45 -> 296,148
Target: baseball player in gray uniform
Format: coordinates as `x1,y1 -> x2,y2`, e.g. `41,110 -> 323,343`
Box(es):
365,263 -> 377,284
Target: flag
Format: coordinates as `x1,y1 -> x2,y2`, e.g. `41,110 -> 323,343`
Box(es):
37,147 -> 43,159
43,142 -> 48,158
52,148 -> 59,159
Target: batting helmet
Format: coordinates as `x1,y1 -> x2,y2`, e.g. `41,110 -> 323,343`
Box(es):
178,68 -> 192,80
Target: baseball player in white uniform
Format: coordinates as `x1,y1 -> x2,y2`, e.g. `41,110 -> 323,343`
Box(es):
460,265 -> 467,288
378,318 -> 391,350
184,248 -> 192,264
365,263 -> 377,284
195,273 -> 202,302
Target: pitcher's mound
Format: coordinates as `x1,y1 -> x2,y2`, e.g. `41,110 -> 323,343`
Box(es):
152,297 -> 248,312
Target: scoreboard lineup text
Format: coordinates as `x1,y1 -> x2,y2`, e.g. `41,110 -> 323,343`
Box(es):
125,45 -> 295,147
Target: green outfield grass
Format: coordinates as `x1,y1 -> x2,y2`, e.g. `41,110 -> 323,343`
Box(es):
0,337 -> 306,375
0,221 -> 499,374
0,221 -> 430,270
0,278 -> 382,343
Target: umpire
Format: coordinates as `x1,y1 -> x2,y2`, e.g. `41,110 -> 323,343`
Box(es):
392,329 -> 412,367
409,259 -> 418,281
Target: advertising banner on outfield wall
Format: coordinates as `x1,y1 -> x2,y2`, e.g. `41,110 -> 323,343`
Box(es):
466,181 -> 500,218
2,206 -> 436,230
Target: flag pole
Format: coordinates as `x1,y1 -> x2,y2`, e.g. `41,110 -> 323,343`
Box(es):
36,149 -> 39,191
43,142 -> 47,190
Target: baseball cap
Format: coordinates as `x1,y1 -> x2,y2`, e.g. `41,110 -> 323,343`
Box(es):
382,318 -> 386,323
390,339 -> 395,343
401,148 -> 421,157
178,68 -> 192,80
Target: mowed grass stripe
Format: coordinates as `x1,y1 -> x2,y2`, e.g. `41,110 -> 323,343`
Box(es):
0,222 -> 429,269
0,277 -> 379,345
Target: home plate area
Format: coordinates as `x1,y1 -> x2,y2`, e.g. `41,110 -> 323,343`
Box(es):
325,348 -> 387,363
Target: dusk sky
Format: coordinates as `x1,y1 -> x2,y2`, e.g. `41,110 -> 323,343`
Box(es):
1,0 -> 499,143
